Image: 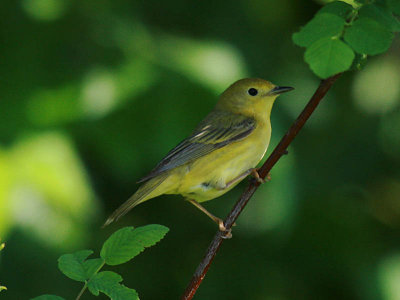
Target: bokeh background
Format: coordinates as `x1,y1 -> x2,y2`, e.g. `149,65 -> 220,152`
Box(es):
1,0 -> 400,299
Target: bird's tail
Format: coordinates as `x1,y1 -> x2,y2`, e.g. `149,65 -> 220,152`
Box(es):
103,173 -> 169,227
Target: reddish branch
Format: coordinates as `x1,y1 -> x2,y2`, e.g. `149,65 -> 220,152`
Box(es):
181,73 -> 342,300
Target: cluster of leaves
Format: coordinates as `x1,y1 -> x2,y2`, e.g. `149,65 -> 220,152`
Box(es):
31,225 -> 169,300
293,0 -> 400,78
0,240 -> 6,293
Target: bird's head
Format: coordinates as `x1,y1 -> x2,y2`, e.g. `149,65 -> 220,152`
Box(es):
216,78 -> 293,120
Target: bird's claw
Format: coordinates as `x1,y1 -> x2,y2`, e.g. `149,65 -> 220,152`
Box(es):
251,168 -> 266,184
222,230 -> 232,239
266,172 -> 272,181
217,219 -> 233,239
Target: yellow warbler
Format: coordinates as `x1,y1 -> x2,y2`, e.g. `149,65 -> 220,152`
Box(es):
104,78 -> 293,231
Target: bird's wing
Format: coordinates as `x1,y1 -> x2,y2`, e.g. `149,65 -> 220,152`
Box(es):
138,111 -> 256,183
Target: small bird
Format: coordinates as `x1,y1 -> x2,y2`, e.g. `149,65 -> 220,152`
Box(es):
104,78 -> 293,233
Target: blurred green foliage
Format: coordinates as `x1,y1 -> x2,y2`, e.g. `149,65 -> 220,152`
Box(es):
0,0 -> 399,299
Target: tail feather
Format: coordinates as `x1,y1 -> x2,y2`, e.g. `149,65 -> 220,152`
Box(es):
103,173 -> 169,227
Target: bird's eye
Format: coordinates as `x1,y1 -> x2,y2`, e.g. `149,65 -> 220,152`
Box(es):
248,88 -> 258,96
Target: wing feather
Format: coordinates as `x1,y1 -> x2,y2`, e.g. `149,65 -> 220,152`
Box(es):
138,111 -> 255,183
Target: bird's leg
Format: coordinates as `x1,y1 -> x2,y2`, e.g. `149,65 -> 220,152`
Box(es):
187,199 -> 233,239
219,168 -> 266,191
187,199 -> 227,230
218,169 -> 253,190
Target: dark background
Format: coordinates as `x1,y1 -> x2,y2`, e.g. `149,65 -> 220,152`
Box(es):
1,0 -> 400,299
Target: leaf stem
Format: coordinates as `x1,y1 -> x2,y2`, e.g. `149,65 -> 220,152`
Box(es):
76,283 -> 87,300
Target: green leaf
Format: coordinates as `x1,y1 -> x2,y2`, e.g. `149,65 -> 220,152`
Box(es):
359,4 -> 400,31
58,250 -> 93,282
83,258 -> 105,279
110,285 -> 139,300
132,225 -> 169,247
305,37 -> 355,78
87,271 -> 139,300
292,13 -> 345,47
30,295 -> 65,300
87,271 -> 122,296
387,0 -> 400,15
101,225 -> 169,266
344,18 -> 394,55
317,1 -> 354,19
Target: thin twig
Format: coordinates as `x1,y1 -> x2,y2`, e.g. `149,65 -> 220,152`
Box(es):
181,73 -> 342,300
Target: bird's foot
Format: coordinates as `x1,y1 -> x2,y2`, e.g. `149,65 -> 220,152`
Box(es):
216,218 -> 234,239
251,168 -> 267,184
266,172 -> 272,181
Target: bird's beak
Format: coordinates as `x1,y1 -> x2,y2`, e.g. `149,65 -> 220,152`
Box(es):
267,86 -> 294,95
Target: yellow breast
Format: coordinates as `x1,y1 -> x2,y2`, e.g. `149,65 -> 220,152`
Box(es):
174,121 -> 271,202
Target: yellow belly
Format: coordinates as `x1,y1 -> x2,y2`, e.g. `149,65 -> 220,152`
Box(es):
172,122 -> 271,202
